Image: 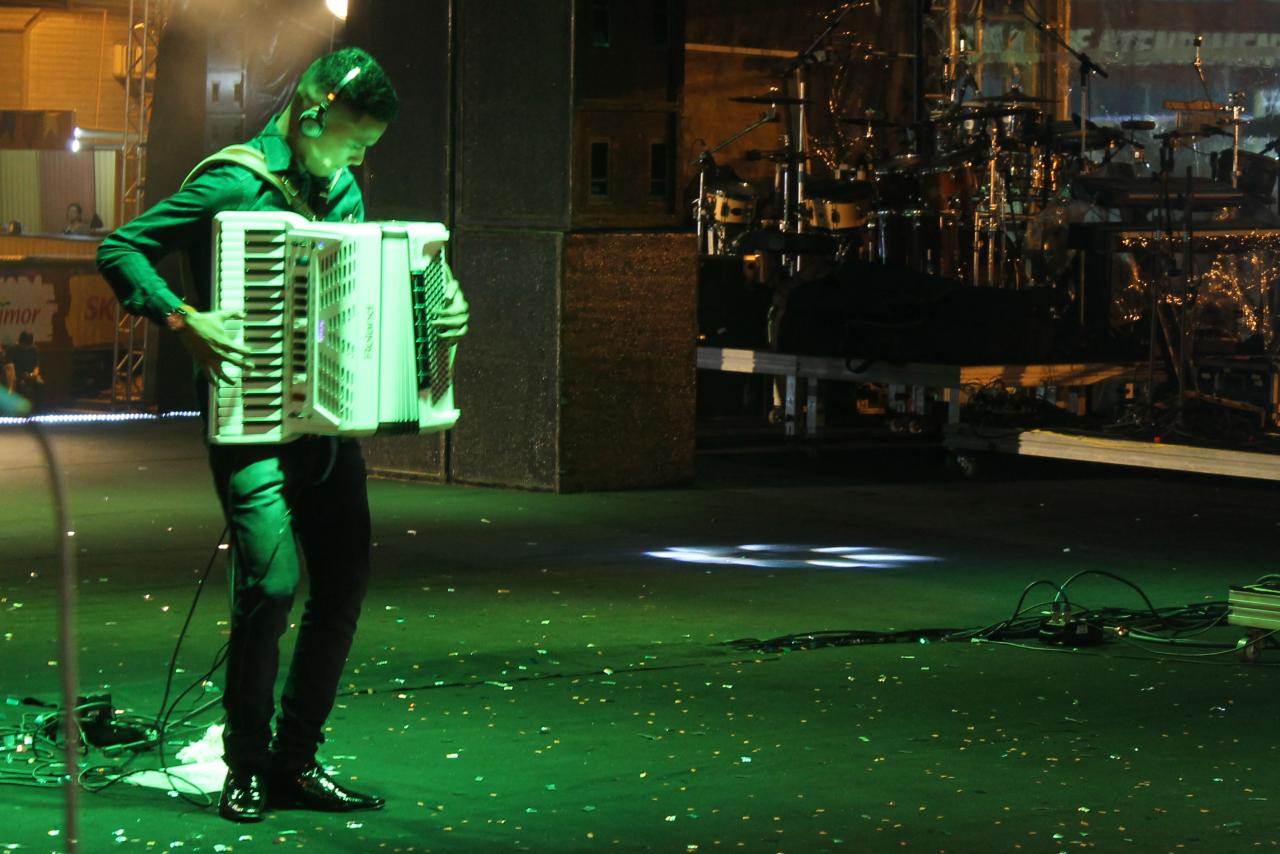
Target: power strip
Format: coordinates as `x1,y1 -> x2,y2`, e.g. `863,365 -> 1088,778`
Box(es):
1037,614 -> 1105,646
1227,584 -> 1280,629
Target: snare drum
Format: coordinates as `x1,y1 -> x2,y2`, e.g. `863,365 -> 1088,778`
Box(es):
708,183 -> 757,224
804,180 -> 875,232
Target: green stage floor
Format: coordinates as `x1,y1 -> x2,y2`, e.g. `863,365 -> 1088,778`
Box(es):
2,420 -> 1278,852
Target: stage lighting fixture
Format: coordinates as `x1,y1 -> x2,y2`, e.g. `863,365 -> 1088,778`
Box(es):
68,126 -> 125,152
325,0 -> 348,20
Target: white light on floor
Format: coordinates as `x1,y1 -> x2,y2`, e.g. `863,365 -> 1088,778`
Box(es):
645,544 -> 939,571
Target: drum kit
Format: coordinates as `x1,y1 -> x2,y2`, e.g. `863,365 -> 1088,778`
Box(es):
687,0 -> 1280,296
693,84 -> 1112,289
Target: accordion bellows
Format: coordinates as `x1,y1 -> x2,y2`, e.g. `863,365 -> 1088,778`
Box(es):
208,211 -> 459,444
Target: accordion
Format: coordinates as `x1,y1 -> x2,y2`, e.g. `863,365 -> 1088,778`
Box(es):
207,210 -> 460,444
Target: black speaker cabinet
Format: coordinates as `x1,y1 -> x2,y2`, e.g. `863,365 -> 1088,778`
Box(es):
347,0 -> 453,222
455,0 -> 685,230
449,229 -> 697,492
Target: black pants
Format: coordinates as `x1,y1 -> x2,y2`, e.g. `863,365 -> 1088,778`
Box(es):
208,437 -> 372,774
15,373 -> 43,413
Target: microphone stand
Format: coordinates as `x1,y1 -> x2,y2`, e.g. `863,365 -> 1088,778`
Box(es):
774,5 -> 858,275
1008,2 -> 1107,338
779,3 -> 858,226
781,2 -> 857,78
1192,35 -> 1213,105
1006,1 -> 1108,163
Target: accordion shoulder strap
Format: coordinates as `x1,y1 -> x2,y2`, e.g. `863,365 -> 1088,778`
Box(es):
181,144 -> 317,220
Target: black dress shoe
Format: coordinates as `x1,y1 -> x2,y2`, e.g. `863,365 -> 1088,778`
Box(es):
219,769 -> 266,823
267,762 -> 385,812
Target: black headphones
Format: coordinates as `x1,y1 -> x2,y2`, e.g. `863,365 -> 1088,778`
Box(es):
298,65 -> 363,139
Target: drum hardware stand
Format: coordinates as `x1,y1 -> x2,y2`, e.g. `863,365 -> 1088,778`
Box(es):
1140,132 -> 1181,424
796,80 -> 808,230
1099,131 -> 1143,168
1174,167 -> 1203,426
1227,91 -> 1247,189
693,149 -> 712,250
973,122 -> 1009,287
1139,139 -> 1205,430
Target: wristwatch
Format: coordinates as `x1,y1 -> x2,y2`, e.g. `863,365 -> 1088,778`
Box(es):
164,304 -> 190,333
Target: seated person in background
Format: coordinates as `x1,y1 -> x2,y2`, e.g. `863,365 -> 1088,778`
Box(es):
63,202 -> 89,235
5,331 -> 43,411
4,220 -> 22,235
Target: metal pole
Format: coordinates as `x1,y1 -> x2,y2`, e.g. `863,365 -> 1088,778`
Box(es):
33,425 -> 79,854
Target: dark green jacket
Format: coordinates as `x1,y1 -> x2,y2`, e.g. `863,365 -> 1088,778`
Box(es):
96,117 -> 365,324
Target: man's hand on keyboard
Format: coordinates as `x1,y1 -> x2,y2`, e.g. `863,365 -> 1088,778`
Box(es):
433,270 -> 469,340
179,308 -> 256,384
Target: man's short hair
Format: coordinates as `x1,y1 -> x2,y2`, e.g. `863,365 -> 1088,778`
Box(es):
18,331 -> 33,346
301,47 -> 398,123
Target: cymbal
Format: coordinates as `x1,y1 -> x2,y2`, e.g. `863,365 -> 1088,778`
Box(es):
967,89 -> 1054,104
838,116 -> 906,128
730,93 -> 812,106
1044,122 -> 1113,151
875,150 -> 977,174
736,229 -> 838,255
745,149 -> 815,163
876,153 -> 928,172
1048,118 -> 1120,137
805,178 -> 876,198
956,105 -> 1042,121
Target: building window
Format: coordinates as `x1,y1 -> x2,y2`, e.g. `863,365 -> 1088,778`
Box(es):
649,142 -> 668,197
591,0 -> 610,48
590,141 -> 610,197
652,1 -> 670,47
